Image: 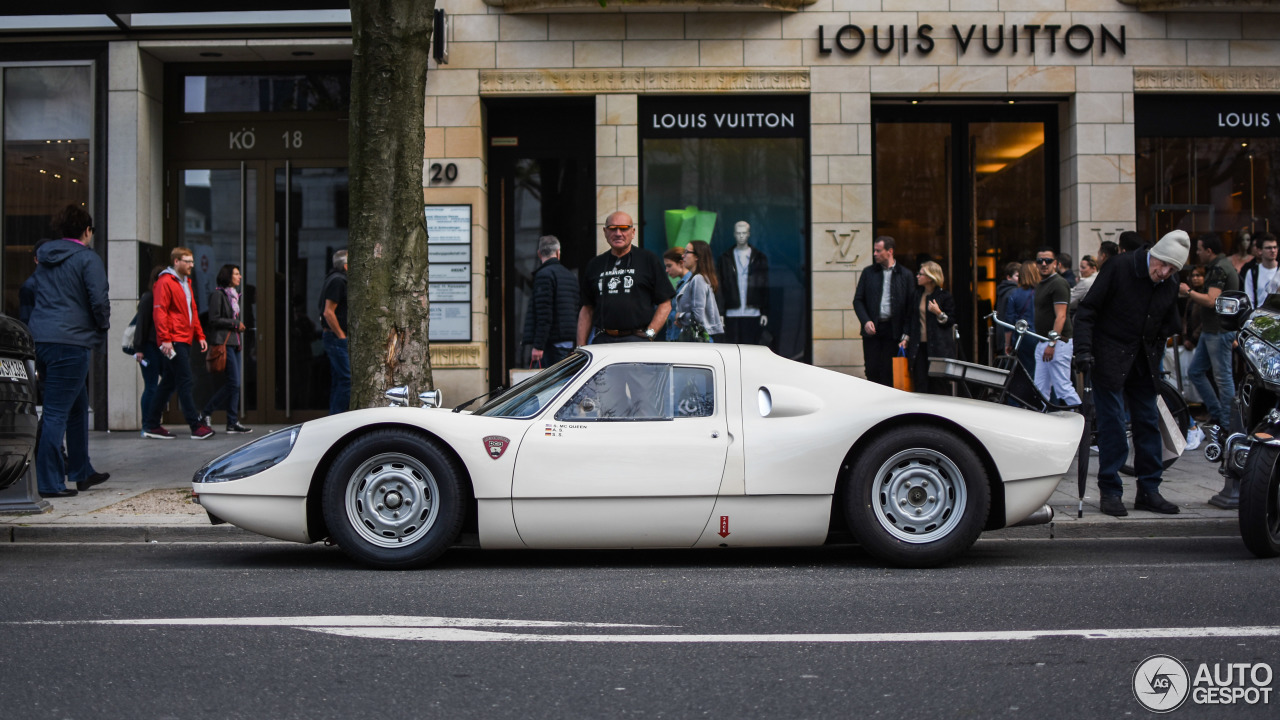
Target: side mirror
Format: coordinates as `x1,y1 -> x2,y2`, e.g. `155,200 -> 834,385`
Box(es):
1215,290 -> 1252,332
418,389 -> 443,409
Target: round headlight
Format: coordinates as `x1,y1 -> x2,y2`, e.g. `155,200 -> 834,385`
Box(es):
193,425 -> 301,483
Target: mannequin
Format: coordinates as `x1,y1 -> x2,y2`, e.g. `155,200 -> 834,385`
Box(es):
717,221 -> 770,345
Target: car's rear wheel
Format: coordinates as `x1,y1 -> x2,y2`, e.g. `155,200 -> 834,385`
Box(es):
845,427 -> 990,568
322,429 -> 464,569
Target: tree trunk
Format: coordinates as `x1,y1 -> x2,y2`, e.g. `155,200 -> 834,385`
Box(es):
348,0 -> 436,408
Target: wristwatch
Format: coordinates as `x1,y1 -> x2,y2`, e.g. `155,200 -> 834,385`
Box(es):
937,312 -> 948,324
644,328 -> 656,340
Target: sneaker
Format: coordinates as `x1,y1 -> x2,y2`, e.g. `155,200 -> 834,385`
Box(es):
144,426 -> 175,440
1100,495 -> 1128,517
198,413 -> 212,428
191,425 -> 216,440
226,423 -> 253,434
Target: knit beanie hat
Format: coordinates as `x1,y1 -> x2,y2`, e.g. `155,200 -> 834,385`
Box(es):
1149,230 -> 1190,270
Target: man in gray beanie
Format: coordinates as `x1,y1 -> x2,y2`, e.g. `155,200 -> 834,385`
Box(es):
1075,229 -> 1188,516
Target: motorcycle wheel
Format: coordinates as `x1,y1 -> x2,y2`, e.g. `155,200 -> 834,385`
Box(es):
1239,446 -> 1280,559
1120,380 -> 1190,476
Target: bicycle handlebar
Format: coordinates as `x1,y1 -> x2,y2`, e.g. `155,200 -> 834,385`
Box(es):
986,311 -> 1051,344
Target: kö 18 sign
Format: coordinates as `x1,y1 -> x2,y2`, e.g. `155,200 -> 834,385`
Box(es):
817,24 -> 1126,58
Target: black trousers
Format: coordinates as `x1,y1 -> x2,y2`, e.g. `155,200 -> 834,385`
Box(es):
863,331 -> 897,387
725,316 -> 764,345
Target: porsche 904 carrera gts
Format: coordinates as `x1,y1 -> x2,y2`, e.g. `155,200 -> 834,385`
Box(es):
193,344 -> 1082,568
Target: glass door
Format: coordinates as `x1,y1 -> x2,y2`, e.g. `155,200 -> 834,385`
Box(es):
272,163 -> 349,420
874,105 -> 1057,365
174,164 -> 259,418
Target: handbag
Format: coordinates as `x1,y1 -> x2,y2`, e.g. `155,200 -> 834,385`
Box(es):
677,316 -> 712,343
206,342 -> 228,373
892,346 -> 914,392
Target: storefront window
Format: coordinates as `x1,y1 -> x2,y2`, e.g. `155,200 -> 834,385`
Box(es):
2,64 -> 92,317
639,96 -> 809,362
1136,95 -> 1279,251
184,73 -> 350,114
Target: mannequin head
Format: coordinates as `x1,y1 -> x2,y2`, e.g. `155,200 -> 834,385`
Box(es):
734,221 -> 750,248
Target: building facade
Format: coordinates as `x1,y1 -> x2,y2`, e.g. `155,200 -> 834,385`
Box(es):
1,1 -> 1277,429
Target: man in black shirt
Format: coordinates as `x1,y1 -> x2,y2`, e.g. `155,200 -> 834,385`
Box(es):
320,249 -> 349,414
577,212 -> 674,345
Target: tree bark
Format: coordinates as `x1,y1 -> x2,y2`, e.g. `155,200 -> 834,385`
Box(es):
348,0 -> 437,408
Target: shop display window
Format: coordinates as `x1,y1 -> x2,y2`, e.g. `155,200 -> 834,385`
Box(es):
2,65 -> 92,317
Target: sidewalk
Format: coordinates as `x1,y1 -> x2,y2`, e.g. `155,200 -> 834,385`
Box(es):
0,427 -> 1241,543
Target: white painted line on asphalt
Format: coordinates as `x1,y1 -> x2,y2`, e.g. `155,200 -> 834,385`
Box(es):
14,617 -> 1280,643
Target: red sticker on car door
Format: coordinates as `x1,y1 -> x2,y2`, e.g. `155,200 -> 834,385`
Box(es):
483,435 -> 510,460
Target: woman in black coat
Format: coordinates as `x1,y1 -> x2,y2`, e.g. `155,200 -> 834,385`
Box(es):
905,261 -> 957,394
199,264 -> 252,434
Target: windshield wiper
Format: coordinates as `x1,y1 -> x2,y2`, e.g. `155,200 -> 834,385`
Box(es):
453,386 -> 505,413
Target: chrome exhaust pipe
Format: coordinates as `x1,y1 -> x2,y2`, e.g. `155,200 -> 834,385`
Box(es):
1011,504 -> 1054,527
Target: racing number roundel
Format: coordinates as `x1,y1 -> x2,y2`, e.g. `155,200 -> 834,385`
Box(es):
483,435 -> 510,460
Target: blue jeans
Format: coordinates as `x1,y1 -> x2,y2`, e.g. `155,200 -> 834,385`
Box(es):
147,342 -> 200,430
138,343 -> 162,426
1095,375 -> 1164,498
323,332 -> 350,415
35,343 -> 96,493
202,344 -> 241,425
1189,331 -> 1235,427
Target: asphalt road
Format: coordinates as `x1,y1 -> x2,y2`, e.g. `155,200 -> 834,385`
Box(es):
2,537 -> 1278,719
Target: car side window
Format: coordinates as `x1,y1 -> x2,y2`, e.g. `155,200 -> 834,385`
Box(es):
556,363 -> 714,421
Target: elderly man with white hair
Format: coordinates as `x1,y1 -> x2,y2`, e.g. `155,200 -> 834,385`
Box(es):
1074,229 -> 1190,517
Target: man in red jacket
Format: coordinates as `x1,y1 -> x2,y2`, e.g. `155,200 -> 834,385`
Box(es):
144,246 -> 215,439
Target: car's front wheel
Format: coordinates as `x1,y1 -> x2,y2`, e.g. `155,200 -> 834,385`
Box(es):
322,429 -> 464,569
845,427 -> 990,568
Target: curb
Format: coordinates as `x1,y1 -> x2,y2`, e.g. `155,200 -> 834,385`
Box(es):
3,524 -> 269,543
987,517 -> 1238,540
2,518 -> 1241,544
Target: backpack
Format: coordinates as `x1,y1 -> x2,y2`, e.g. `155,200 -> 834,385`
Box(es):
121,312 -> 139,355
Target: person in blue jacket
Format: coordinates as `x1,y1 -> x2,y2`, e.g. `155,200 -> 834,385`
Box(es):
28,205 -> 111,498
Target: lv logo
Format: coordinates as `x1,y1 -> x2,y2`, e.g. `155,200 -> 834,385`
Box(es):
825,228 -> 860,265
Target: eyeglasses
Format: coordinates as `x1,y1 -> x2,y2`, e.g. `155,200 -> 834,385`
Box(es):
1035,258 -> 1056,265
604,225 -> 633,232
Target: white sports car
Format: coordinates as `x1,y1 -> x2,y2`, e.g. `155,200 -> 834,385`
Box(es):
193,344 -> 1082,569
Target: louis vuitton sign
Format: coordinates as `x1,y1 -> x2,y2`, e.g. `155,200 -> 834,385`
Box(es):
817,24 -> 1126,58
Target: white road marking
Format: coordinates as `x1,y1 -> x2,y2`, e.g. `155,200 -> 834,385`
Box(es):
13,616 -> 1280,644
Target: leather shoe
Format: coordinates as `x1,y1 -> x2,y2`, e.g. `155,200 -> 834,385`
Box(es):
39,489 -> 79,498
1135,491 -> 1180,514
1100,495 -> 1128,517
76,472 -> 110,491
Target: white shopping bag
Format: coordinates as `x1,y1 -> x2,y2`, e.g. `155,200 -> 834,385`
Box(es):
1157,395 -> 1186,462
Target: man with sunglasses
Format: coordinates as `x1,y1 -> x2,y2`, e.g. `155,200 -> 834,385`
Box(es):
1033,247 -> 1081,406
577,212 -> 674,346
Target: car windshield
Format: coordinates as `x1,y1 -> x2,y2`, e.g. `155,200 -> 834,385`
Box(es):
471,351 -> 590,418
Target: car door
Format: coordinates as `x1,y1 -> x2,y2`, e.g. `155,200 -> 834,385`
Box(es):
511,358 -> 728,548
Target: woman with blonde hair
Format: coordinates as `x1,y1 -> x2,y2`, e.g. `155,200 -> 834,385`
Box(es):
905,260 -> 956,393
673,240 -> 725,342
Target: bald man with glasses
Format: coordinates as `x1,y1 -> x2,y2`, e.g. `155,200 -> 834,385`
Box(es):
577,212 -> 674,346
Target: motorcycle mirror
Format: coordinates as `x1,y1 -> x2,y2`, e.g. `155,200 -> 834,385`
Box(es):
1215,290 -> 1252,332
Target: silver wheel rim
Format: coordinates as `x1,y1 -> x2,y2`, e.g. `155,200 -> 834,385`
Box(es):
345,452 -> 440,548
871,448 -> 967,544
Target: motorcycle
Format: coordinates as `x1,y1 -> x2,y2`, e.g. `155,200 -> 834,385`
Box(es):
1209,290 -> 1280,558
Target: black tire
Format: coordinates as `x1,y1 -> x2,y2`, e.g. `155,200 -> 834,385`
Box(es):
845,427 -> 991,568
1120,380 -> 1190,476
322,429 -> 465,569
1239,451 -> 1280,559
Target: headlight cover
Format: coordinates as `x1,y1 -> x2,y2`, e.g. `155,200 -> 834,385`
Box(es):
193,425 -> 301,483
1241,334 -> 1280,385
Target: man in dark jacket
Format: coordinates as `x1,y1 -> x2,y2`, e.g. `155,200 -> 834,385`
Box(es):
852,236 -> 915,386
29,205 -> 111,498
1075,230 -> 1188,517
522,235 -> 579,367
